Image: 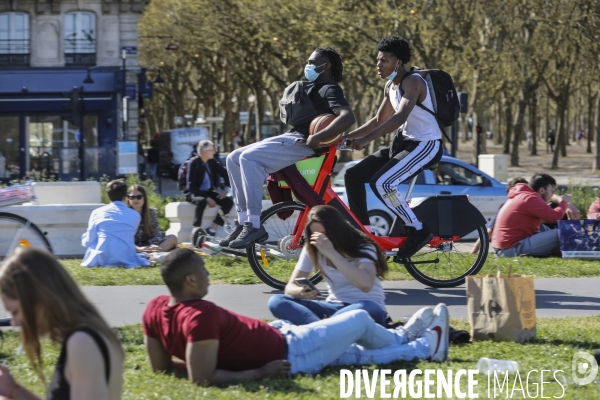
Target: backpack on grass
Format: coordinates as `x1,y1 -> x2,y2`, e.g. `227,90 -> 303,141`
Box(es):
400,67 -> 460,142
177,156 -> 197,192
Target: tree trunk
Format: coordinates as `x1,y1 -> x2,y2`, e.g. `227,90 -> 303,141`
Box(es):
511,98 -> 527,167
530,95 -> 538,156
551,88 -> 570,168
594,90 -> 600,169
503,102 -> 512,154
587,90 -> 597,154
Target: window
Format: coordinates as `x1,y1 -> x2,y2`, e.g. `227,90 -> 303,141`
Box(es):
64,12 -> 96,66
435,162 -> 484,186
0,12 -> 30,66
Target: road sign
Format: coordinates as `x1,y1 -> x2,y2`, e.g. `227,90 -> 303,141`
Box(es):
174,116 -> 183,125
240,111 -> 248,124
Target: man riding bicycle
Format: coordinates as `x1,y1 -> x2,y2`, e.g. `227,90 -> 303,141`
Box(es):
221,47 -> 355,249
344,36 -> 443,258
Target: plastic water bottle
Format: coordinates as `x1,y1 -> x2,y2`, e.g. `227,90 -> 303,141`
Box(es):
477,358 -> 519,375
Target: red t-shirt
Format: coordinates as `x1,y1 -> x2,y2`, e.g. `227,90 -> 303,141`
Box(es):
142,296 -> 286,371
492,183 -> 567,249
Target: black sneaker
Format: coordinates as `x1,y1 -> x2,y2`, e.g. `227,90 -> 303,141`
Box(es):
206,228 -> 217,236
396,225 -> 433,259
218,221 -> 244,247
229,222 -> 268,249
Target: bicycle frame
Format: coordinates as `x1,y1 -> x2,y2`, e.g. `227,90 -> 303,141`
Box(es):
283,145 -> 406,254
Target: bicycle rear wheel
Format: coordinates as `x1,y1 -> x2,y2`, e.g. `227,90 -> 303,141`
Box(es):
0,212 -> 53,261
401,224 -> 489,288
246,202 -> 322,290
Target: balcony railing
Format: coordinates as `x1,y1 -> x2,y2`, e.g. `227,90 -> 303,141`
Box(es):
64,38 -> 96,66
64,53 -> 96,66
0,39 -> 30,66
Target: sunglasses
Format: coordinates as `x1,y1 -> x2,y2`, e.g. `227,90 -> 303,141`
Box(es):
128,195 -> 144,200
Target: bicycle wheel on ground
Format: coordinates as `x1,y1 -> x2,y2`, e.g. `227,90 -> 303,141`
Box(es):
401,224 -> 489,288
0,213 -> 53,261
246,201 -> 322,290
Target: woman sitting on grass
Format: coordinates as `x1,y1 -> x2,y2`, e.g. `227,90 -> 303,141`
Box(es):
268,205 -> 390,327
0,247 -> 124,400
127,184 -> 178,252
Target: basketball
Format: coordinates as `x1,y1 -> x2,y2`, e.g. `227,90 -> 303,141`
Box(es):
309,114 -> 342,146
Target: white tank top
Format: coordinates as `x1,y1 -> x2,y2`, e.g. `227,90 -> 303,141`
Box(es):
389,74 -> 441,141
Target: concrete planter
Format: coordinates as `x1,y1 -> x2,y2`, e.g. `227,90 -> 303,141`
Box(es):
5,204 -> 103,257
166,200 -> 273,242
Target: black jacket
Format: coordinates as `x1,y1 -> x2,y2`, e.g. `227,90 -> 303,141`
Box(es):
185,157 -> 230,197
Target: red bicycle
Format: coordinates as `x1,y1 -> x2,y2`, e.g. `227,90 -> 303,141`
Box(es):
241,142 -> 489,290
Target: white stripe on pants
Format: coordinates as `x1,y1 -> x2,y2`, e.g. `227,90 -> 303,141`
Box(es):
374,140 -> 441,227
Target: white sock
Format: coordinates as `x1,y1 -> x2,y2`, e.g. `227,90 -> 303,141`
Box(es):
248,215 -> 261,228
237,211 -> 247,224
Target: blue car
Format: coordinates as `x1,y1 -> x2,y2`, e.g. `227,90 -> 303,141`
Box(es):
333,156 -> 507,236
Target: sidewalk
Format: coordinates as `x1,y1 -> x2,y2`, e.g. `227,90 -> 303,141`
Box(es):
14,278 -> 599,327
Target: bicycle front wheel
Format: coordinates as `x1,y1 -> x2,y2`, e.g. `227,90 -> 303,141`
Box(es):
246,201 -> 322,290
402,224 -> 489,288
0,213 -> 53,261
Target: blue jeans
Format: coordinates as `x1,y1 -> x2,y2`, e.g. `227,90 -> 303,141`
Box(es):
270,309 -> 430,374
268,294 -> 388,326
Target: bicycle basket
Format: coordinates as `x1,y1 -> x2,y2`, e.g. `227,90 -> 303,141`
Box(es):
0,182 -> 35,207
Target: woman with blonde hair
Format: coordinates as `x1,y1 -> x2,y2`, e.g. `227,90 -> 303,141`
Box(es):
127,184 -> 177,252
0,247 -> 124,399
268,205 -> 390,326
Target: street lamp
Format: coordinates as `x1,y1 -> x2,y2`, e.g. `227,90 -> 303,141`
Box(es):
122,49 -> 128,140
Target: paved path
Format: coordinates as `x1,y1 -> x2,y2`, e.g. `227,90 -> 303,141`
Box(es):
4,278 -> 596,327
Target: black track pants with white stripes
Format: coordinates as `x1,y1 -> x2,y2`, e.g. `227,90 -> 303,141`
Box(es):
345,139 -> 442,227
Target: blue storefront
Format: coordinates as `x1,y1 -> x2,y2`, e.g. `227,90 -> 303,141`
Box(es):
0,67 -> 123,182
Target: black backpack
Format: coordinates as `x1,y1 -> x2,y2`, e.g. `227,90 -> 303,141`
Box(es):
400,67 -> 460,141
279,81 -> 333,128
177,156 -> 197,192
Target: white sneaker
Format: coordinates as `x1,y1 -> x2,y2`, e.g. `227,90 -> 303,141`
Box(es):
422,303 -> 449,362
397,307 -> 434,342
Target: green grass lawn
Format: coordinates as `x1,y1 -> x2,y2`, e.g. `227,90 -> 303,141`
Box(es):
2,317 -> 599,399
61,254 -> 600,287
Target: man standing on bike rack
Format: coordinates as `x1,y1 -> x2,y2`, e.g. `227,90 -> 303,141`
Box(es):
344,36 -> 443,258
221,47 -> 355,249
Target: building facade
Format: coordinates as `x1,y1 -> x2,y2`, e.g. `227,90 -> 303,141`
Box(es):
0,0 -> 150,181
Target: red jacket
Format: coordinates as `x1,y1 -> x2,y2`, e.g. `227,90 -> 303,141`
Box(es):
491,183 -> 567,249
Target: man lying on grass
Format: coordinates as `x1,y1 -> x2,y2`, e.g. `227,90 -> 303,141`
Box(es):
142,248 -> 449,386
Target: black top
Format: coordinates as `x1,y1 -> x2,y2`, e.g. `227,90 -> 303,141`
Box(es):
46,327 -> 111,400
185,157 -> 230,197
289,81 -> 349,138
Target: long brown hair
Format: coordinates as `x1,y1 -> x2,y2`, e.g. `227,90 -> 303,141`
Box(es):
0,247 -> 123,381
303,205 -> 388,277
127,184 -> 152,239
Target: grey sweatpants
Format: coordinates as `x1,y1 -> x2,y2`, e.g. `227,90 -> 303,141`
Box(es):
226,132 -> 315,217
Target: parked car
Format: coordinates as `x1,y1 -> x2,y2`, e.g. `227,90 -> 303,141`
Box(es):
333,156 -> 507,236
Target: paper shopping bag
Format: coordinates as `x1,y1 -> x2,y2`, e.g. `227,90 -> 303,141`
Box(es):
466,268 -> 536,343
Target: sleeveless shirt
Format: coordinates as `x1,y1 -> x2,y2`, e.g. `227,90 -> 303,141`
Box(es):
46,327 -> 111,400
388,74 -> 441,141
